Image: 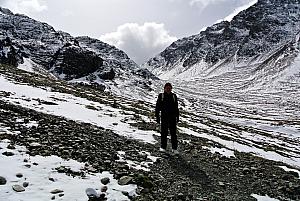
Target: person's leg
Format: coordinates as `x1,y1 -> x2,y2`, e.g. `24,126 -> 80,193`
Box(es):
169,119 -> 178,150
160,119 -> 168,149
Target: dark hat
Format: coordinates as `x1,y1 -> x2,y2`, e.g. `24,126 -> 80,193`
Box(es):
164,82 -> 172,88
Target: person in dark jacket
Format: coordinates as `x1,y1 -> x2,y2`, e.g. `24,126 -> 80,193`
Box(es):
155,83 -> 179,154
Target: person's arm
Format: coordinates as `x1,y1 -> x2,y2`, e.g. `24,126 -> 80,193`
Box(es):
155,93 -> 162,123
175,94 -> 179,123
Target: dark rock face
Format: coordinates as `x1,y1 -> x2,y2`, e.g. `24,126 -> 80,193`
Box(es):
50,46 -> 104,80
146,0 -> 300,76
0,37 -> 23,67
133,68 -> 159,80
98,68 -> 115,80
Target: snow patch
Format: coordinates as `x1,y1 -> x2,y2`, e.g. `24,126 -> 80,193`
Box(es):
251,194 -> 280,201
0,140 -> 137,201
17,58 -> 35,73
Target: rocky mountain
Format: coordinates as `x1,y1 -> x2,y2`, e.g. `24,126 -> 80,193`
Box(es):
145,0 -> 300,88
0,7 -> 155,93
0,2 -> 300,200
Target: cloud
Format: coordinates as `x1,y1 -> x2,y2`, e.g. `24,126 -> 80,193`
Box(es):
100,22 -> 177,65
1,0 -> 47,14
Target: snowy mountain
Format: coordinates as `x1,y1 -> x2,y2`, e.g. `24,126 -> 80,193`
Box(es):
0,2 -> 300,201
145,0 -> 300,88
0,7 -> 156,96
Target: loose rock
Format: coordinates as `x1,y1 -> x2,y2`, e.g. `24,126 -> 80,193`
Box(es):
23,182 -> 29,188
51,189 -> 64,194
101,177 -> 110,185
2,151 -> 14,156
0,176 -> 7,185
118,176 -> 133,185
12,184 -> 25,192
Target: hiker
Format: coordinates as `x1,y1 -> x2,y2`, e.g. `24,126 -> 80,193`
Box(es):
155,83 -> 179,154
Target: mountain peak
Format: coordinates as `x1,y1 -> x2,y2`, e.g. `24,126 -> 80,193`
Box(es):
145,0 -> 300,86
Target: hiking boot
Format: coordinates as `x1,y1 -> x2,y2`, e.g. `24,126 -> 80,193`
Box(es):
172,149 -> 179,155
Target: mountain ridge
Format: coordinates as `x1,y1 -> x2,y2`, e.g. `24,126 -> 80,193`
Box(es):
0,6 -> 156,93
144,0 -> 300,88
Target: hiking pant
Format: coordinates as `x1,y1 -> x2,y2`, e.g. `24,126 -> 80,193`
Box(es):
161,117 -> 178,150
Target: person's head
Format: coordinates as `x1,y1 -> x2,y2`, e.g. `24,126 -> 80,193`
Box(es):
164,83 -> 172,94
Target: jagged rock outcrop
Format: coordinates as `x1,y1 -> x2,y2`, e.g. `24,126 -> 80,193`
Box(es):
0,37 -> 23,66
145,0 -> 300,87
49,45 -> 104,80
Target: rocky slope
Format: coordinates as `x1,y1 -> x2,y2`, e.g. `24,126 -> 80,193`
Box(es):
0,7 -> 155,92
145,0 -> 300,87
0,64 -> 300,201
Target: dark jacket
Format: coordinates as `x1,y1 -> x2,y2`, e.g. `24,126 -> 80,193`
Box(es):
155,92 -> 179,121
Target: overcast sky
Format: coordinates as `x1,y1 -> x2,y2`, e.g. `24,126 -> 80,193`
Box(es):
0,0 -> 257,65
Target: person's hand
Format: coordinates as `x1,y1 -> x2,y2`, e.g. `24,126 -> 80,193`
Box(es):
156,116 -> 160,124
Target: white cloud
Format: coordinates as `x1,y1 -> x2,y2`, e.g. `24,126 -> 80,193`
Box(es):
100,22 -> 177,65
2,0 -> 47,14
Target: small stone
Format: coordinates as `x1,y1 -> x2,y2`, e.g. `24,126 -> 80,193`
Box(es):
51,195 -> 55,200
87,166 -> 97,173
12,184 -> 25,192
16,173 -> 23,178
49,177 -> 55,182
23,182 -> 29,188
2,151 -> 14,156
141,188 -> 150,194
51,189 -> 64,194
101,177 -> 110,185
118,176 -> 133,185
58,193 -> 64,197
122,191 -> 129,196
99,193 -> 106,199
86,188 -> 99,198
288,171 -> 299,178
7,144 -> 16,149
0,176 -> 7,185
29,142 -> 42,148
178,192 -> 185,199
218,182 -> 225,186
24,164 -> 31,168
101,186 -> 108,192
242,167 -> 250,174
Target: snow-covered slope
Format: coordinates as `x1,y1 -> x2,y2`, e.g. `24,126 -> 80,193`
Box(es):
145,0 -> 300,88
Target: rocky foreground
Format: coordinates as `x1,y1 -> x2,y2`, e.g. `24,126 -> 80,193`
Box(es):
1,99 -> 300,201
0,65 -> 300,200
